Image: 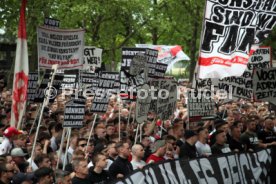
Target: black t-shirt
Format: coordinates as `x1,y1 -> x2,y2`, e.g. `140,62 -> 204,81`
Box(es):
109,156 -> 133,180
211,143 -> 231,155
228,136 -> 245,152
240,131 -> 260,151
88,167 -> 110,184
258,129 -> 276,144
179,142 -> 198,160
72,176 -> 91,184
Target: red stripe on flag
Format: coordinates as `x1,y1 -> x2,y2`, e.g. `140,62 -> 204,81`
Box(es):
18,0 -> 27,39
199,56 -> 248,67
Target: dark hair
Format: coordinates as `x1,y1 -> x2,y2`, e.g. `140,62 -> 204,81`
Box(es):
92,153 -> 105,165
55,169 -> 70,180
34,154 -> 49,167
34,167 -> 53,180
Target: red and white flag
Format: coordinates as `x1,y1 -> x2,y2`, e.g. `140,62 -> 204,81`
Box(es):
11,0 -> 29,128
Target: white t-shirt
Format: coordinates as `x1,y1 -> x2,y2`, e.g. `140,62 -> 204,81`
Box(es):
195,141 -> 212,156
131,160 -> 146,170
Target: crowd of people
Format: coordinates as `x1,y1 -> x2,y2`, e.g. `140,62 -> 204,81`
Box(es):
0,75 -> 276,184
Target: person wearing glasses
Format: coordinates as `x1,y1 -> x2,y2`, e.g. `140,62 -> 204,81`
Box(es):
0,162 -> 16,184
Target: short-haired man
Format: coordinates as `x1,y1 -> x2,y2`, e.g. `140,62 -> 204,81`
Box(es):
89,153 -> 110,184
195,127 -> 212,157
34,167 -> 54,184
240,118 -> 267,151
71,158 -> 90,184
55,170 -> 72,184
146,140 -> 166,164
131,144 -> 146,170
109,142 -> 133,180
179,130 -> 198,160
211,130 -> 231,155
258,117 -> 276,146
34,154 -> 51,169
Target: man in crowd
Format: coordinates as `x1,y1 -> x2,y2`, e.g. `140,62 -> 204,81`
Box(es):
109,142 -> 133,180
240,117 -> 267,151
146,140 -> 166,164
179,130 -> 198,159
55,170 -> 72,184
71,158 -> 90,184
258,117 -> 276,146
228,122 -> 245,152
34,154 -> 51,169
131,144 -> 146,170
195,127 -> 212,157
0,127 -> 22,155
88,153 -> 110,184
34,167 -> 54,184
211,130 -> 231,155
0,162 -> 15,184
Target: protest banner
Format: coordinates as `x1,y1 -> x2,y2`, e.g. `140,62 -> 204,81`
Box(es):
80,71 -> 99,93
34,70 -> 64,103
157,80 -> 177,120
114,148 -> 273,184
198,0 -> 276,79
120,47 -> 148,100
61,74 -> 78,90
145,48 -> 158,78
253,67 -> 276,105
154,63 -> 168,78
136,44 -> 190,71
44,17 -> 60,28
37,26 -> 84,69
91,72 -> 117,112
63,100 -> 85,128
217,47 -> 272,100
135,84 -> 152,124
148,79 -> 177,120
27,72 -> 39,103
248,47 -> 272,70
187,89 -> 215,122
83,46 -> 102,72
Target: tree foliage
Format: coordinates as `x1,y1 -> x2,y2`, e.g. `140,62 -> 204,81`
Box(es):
0,0 -> 275,80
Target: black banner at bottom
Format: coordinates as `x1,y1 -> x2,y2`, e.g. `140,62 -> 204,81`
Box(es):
115,148 -> 274,184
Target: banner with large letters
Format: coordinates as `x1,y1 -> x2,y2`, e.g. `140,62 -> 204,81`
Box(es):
114,148 -> 274,184
198,0 -> 276,79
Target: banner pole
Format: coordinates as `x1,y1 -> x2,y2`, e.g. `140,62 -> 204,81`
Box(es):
63,127 -> 71,171
140,122 -> 143,143
86,114 -> 97,149
118,95 -> 121,141
56,128 -> 66,170
28,103 -> 42,136
126,102 -> 133,133
30,64 -> 58,167
134,123 -> 139,145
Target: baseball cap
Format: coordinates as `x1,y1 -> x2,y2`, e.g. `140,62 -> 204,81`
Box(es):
3,127 -> 22,138
184,130 -> 197,139
151,140 -> 166,153
11,148 -> 28,157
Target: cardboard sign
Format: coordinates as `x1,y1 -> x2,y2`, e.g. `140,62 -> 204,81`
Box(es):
83,46 -> 102,72
120,48 -> 148,100
80,72 -> 99,92
135,84 -> 152,123
253,67 -> 276,105
27,72 -> 39,102
187,90 -> 215,122
37,26 -> 85,69
63,100 -> 85,128
154,63 -> 168,78
34,70 -> 64,103
91,72 -> 117,112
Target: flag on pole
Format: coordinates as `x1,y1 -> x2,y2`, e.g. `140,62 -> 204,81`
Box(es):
11,0 -> 29,128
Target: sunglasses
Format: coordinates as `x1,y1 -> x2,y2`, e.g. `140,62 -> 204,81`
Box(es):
6,169 -> 17,174
79,144 -> 86,147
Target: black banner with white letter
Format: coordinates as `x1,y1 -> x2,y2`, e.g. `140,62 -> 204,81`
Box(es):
114,148 -> 274,184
